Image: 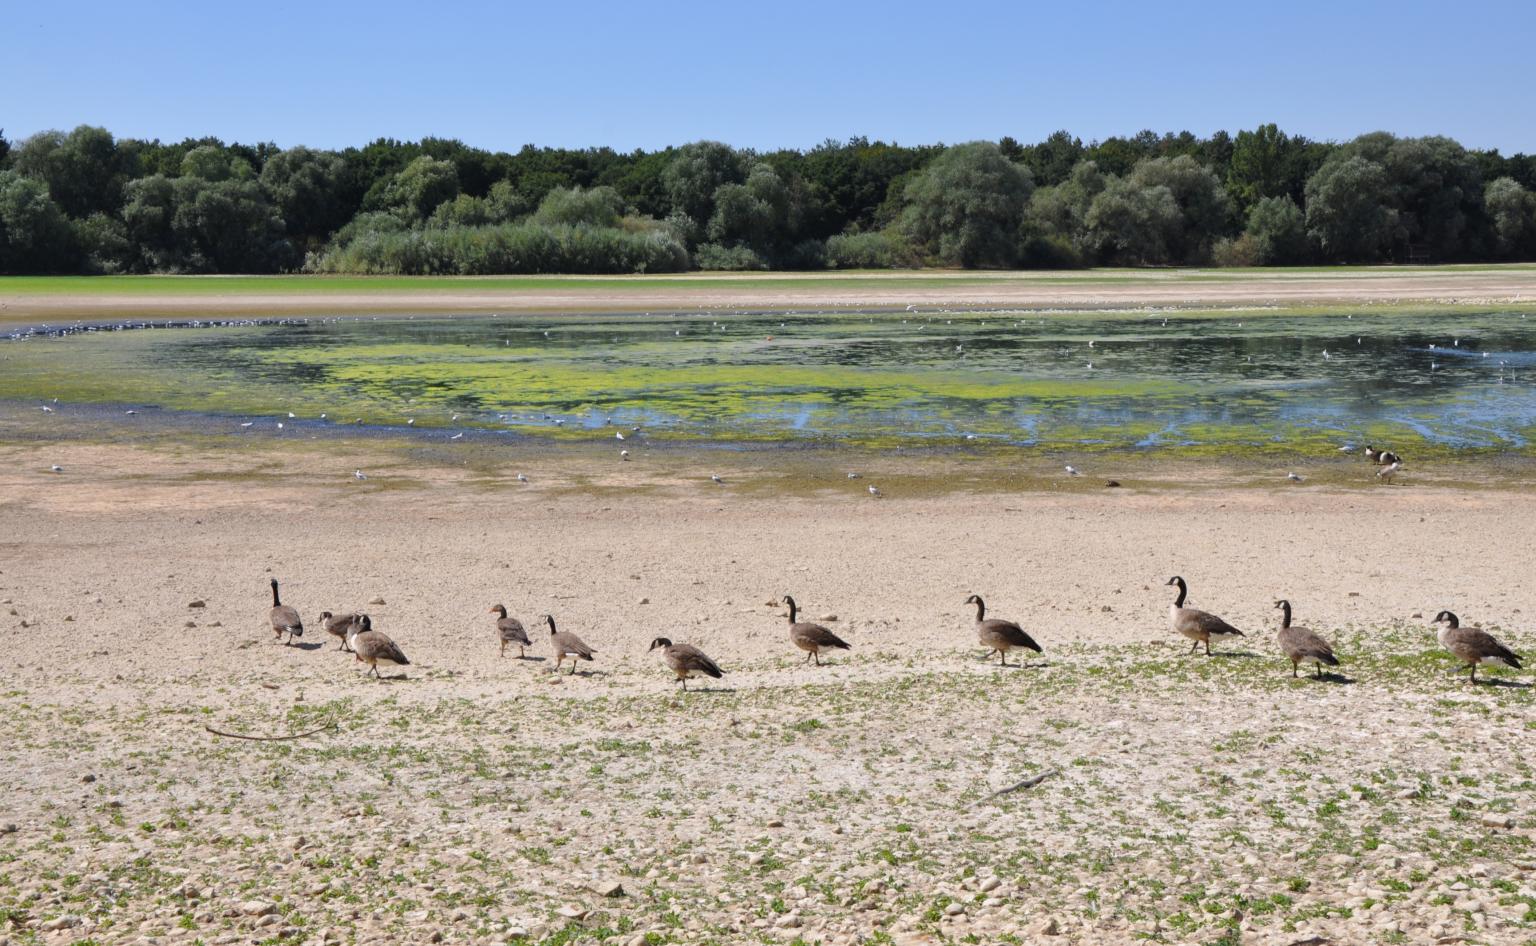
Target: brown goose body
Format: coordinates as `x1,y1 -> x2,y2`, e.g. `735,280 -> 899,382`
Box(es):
268,579 -> 303,645
1273,600 -> 1339,678
349,616 -> 409,678
965,595 -> 1042,666
1434,611 -> 1523,683
489,605 -> 530,657
649,637 -> 725,690
1166,576 -> 1243,655
782,596 -> 850,666
319,611 -> 361,651
544,615 -> 595,674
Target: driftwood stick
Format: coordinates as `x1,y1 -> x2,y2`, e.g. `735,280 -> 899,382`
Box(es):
204,721 -> 337,742
967,769 -> 1059,808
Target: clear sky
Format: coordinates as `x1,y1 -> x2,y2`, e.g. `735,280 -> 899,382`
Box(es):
5,0 -> 1534,154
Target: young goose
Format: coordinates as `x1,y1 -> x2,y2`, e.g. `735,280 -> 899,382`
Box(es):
349,615 -> 410,678
1433,611 -> 1523,683
1166,576 -> 1244,655
648,637 -> 724,690
1274,600 -> 1339,678
964,594 -> 1042,666
489,605 -> 531,657
269,579 -> 303,645
319,611 -> 361,651
782,595 -> 851,666
544,615 -> 595,674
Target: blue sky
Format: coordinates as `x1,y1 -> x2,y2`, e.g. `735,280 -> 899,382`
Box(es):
5,0 -> 1534,153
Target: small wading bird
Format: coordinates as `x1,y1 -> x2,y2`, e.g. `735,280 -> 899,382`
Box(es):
868,485 -> 882,498
782,595 -> 851,666
1166,576 -> 1244,655
1273,600 -> 1339,679
489,604 -> 530,657
965,594 -> 1043,666
348,615 -> 410,678
268,579 -> 303,645
1433,611 -> 1523,684
648,637 -> 725,690
545,615 -> 595,674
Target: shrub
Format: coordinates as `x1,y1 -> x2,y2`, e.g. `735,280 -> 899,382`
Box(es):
825,230 -> 910,269
693,242 -> 767,271
308,221 -> 688,275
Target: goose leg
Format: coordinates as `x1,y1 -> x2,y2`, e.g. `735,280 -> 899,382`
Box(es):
1314,662 -> 1323,680
500,640 -> 506,657
998,651 -> 1008,667
1189,640 -> 1200,655
814,652 -> 822,666
1469,664 -> 1478,684
1204,639 -> 1212,656
1292,661 -> 1298,678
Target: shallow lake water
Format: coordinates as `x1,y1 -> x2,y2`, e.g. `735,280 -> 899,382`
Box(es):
3,309 -> 1535,452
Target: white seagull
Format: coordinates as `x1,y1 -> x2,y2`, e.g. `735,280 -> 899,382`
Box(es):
353,470 -> 368,480
868,485 -> 882,498
1065,465 -> 1080,476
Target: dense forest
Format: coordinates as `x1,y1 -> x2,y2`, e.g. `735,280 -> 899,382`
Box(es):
1,125 -> 1534,275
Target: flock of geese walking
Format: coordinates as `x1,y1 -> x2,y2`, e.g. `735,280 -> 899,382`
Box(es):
269,574 -> 1525,687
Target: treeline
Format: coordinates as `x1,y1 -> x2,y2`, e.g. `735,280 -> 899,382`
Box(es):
1,125 -> 1535,275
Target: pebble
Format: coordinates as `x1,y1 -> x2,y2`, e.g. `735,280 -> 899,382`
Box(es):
369,597 -> 386,605
188,600 -> 206,608
1482,813 -> 1514,829
943,902 -> 964,916
237,900 -> 275,917
595,880 -> 625,898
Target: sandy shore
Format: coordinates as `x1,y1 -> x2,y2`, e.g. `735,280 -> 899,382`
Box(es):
2,441 -> 1533,944
4,266 -> 1536,322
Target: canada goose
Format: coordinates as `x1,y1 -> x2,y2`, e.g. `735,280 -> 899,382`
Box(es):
782,596 -> 850,665
965,594 -> 1042,666
1433,611 -> 1523,683
349,615 -> 410,678
269,579 -> 303,645
1166,576 -> 1243,655
319,611 -> 361,651
489,604 -> 530,657
648,637 -> 725,690
1273,600 -> 1339,678
1363,445 -> 1380,463
544,615 -> 594,674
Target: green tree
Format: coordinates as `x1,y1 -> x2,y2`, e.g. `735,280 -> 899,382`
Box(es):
10,125 -> 137,218
1243,195 -> 1310,264
900,141 -> 1033,267
374,155 -> 459,222
259,146 -> 347,248
1127,155 -> 1232,261
1304,155 -> 1397,261
76,212 -> 133,273
180,145 -> 253,182
171,177 -> 289,271
1485,177 -> 1536,259
1083,178 -> 1181,265
662,141 -> 746,244
1228,124 -> 1291,209
121,175 -> 180,270
533,185 -> 625,228
0,170 -> 76,272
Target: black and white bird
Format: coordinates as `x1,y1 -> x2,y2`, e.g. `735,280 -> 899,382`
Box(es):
353,470 -> 368,480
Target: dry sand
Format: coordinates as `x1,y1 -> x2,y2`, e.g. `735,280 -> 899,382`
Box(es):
5,265 -> 1536,321
1,441 -> 1533,944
